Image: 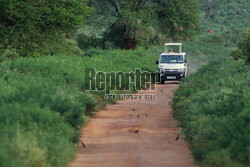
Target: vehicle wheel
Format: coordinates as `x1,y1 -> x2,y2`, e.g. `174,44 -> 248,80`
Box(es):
160,79 -> 165,84
157,74 -> 161,83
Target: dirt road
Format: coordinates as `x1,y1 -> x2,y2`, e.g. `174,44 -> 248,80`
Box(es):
70,82 -> 197,167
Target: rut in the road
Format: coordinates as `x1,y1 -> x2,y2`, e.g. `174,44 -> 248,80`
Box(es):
70,83 -> 198,167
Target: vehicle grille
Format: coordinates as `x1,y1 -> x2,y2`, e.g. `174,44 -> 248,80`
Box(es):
165,69 -> 178,72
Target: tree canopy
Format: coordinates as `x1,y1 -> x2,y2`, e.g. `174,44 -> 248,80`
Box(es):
87,0 -> 200,49
0,0 -> 89,56
155,0 -> 200,40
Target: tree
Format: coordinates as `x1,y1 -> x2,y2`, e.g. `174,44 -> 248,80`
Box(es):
0,0 -> 89,56
201,0 -> 219,18
154,0 -> 201,40
88,0 -> 200,49
88,0 -> 155,49
200,0 -> 227,18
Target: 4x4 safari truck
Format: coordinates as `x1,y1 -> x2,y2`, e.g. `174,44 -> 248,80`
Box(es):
156,43 -> 188,84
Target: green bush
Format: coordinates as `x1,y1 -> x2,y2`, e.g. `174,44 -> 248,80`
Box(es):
173,59 -> 250,166
0,48 -> 158,166
231,50 -> 244,61
199,0 -> 249,34
0,0 -> 89,56
76,29 -> 102,50
0,75 -> 89,166
231,28 -> 250,62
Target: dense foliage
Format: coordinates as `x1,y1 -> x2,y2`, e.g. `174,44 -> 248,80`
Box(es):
81,0 -> 200,49
154,0 -> 200,39
200,0 -> 249,33
0,0 -> 89,56
231,28 -> 250,62
0,49 -> 157,167
172,60 -> 250,166
198,0 -> 250,48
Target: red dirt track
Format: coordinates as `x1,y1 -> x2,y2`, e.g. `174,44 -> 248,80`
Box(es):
70,82 -> 198,167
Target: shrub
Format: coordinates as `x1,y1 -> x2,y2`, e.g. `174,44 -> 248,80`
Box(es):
0,0 -> 89,56
237,29 -> 250,62
231,28 -> 250,62
173,59 -> 250,166
231,50 -> 244,61
76,29 -> 102,50
0,48 -> 158,166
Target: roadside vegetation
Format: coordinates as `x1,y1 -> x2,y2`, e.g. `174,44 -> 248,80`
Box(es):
199,0 -> 249,34
173,31 -> 250,167
0,49 -> 158,166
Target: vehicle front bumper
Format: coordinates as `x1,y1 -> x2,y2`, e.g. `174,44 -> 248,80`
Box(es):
159,71 -> 185,80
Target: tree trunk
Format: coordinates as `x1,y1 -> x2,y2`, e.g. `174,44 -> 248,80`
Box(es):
122,37 -> 137,50
131,38 -> 137,50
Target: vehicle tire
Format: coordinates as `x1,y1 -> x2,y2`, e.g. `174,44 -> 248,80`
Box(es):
157,74 -> 161,83
157,73 -> 165,84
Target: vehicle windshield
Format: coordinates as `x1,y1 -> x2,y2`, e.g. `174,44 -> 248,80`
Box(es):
160,55 -> 184,63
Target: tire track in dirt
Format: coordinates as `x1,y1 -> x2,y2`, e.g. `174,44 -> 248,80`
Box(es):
70,82 -> 198,167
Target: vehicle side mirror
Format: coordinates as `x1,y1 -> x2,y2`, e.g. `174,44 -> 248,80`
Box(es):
156,60 -> 159,64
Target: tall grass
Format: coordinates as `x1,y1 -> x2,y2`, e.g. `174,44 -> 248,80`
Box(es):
172,59 -> 250,166
0,49 -> 157,166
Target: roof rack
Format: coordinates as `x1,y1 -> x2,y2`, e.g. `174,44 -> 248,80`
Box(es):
164,43 -> 182,53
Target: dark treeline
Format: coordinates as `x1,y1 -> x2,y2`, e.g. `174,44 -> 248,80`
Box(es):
1,0 -> 249,56
0,0 -> 89,57
0,0 -> 200,56
86,0 -> 200,49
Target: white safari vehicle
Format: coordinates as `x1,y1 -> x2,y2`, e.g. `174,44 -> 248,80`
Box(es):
156,43 -> 188,84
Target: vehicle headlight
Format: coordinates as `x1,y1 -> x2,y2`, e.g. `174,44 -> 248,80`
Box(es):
158,68 -> 164,73
178,69 -> 185,73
